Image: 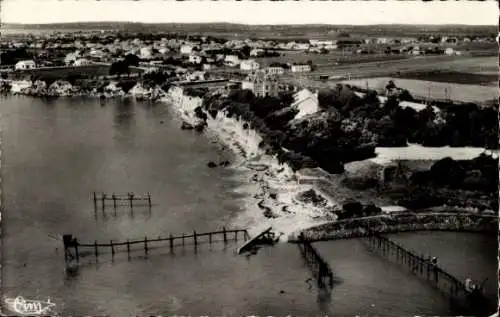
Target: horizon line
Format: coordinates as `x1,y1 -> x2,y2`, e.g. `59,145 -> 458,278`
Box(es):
3,21 -> 497,27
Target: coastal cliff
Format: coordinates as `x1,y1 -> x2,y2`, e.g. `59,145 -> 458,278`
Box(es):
165,87 -> 340,240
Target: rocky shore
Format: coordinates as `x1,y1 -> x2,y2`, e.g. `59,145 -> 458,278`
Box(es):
0,79 -> 165,101
163,88 -> 342,241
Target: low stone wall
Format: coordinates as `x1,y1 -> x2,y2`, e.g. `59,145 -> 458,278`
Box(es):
291,213 -> 498,242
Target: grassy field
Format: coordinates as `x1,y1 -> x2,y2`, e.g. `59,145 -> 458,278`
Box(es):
341,77 -> 498,103
392,71 -> 496,86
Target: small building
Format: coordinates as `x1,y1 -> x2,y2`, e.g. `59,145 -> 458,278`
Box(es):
180,44 -> 194,55
241,70 -> 279,98
266,66 -> 285,75
344,157 -> 399,186
240,59 -> 260,71
291,64 -> 312,73
189,55 -> 203,64
380,205 -> 409,215
224,55 -> 240,67
291,89 -> 320,120
15,60 -> 36,71
140,47 -> 153,59
73,58 -> 91,66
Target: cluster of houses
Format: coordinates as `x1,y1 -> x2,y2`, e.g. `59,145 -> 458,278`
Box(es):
2,28 -> 494,73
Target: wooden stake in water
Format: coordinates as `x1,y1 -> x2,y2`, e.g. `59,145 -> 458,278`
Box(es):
169,234 -> 174,252
129,192 -> 134,210
94,240 -> 99,260
74,238 -> 79,263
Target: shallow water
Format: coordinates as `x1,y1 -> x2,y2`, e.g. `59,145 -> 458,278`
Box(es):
0,95 -> 496,316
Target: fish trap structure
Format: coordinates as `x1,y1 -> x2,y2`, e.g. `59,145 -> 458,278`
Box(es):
296,235 -> 334,290
62,227 -> 250,265
93,192 -> 152,214
365,231 -> 495,317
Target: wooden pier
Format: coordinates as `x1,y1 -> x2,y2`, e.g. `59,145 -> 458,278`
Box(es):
63,227 -> 250,265
93,192 -> 152,214
297,235 -> 334,290
365,231 -> 494,317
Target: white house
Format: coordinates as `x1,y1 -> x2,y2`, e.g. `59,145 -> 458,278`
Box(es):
224,55 -> 240,67
266,66 -> 285,75
15,60 -> 36,71
309,40 -> 334,46
140,47 -> 153,59
291,64 -> 312,73
291,89 -> 320,120
73,58 -> 91,66
180,44 -> 194,55
240,59 -> 260,71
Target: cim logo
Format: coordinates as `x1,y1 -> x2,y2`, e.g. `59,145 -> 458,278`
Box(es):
4,296 -> 56,316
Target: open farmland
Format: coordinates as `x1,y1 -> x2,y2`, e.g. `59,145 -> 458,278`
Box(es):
392,71 -> 496,86
341,77 -> 498,103
255,50 -> 411,68
278,56 -> 497,92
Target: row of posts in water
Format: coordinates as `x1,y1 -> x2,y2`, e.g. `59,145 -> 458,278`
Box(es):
63,227 -> 250,263
93,192 -> 152,214
365,232 -> 490,316
297,234 -> 334,290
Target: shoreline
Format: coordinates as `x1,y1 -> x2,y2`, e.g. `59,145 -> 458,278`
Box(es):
3,89 -> 496,242
163,91 -> 342,241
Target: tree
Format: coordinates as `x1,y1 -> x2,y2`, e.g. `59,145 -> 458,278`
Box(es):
124,54 -> 140,67
117,80 -> 137,94
109,61 -> 129,77
240,45 -> 251,58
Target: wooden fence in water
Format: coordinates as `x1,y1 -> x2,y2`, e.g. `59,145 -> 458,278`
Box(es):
296,237 -> 334,290
63,227 -> 250,264
365,232 -> 494,317
93,192 -> 152,214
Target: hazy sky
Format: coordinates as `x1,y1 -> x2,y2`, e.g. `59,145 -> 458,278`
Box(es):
1,0 -> 498,25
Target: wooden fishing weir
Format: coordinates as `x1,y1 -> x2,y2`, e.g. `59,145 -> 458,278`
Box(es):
365,231 -> 494,317
63,227 -> 250,265
93,192 -> 152,214
296,234 -> 334,290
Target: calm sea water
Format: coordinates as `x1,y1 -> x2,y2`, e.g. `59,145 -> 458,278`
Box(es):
0,95 -> 497,316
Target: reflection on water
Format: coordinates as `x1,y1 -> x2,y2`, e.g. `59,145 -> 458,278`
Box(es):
0,96 -> 496,316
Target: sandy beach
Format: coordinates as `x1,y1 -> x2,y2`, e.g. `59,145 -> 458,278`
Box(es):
203,109 -> 340,241
164,92 -> 340,241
